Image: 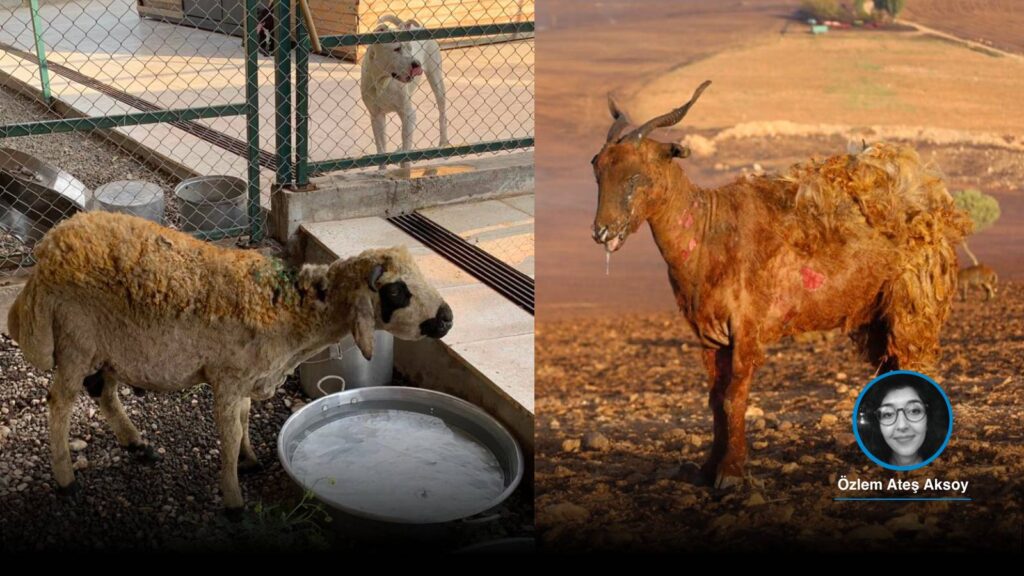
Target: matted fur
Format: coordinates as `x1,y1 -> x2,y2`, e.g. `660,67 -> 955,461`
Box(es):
593,90 -> 971,486
6,212 -> 449,509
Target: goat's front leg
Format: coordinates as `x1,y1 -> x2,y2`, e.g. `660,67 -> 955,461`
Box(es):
213,390 -> 246,512
714,332 -> 765,489
701,347 -> 732,484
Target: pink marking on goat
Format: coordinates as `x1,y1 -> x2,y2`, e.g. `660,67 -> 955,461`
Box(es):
683,212 -> 694,229
688,238 -> 698,251
801,266 -> 826,291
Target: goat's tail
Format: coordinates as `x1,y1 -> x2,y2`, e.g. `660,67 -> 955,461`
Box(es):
861,144 -> 971,372
6,277 -> 56,371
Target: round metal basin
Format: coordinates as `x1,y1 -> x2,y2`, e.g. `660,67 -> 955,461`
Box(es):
173,175 -> 247,232
0,147 -> 90,246
278,387 -> 523,526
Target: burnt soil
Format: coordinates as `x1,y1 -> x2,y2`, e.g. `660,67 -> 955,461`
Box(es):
536,282 -> 1024,552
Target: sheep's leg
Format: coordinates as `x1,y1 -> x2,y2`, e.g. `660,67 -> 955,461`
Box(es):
237,397 -> 262,474
95,374 -> 160,465
48,366 -> 85,493
715,334 -> 765,489
214,391 -> 246,512
700,347 -> 732,483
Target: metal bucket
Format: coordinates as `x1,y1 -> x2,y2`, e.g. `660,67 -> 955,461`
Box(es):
91,180 -> 164,223
173,175 -> 247,232
277,387 -> 524,543
299,331 -> 393,397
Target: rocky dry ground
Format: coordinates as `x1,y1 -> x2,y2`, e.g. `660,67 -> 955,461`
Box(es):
536,282 -> 1024,552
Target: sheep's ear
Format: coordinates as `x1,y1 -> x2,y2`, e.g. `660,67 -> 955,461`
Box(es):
352,293 -> 375,360
367,264 -> 384,292
669,143 -> 691,159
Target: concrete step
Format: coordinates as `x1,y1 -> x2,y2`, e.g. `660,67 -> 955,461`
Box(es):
300,210 -> 534,454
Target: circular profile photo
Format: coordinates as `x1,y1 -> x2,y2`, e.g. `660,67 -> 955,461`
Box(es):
853,370 -> 953,471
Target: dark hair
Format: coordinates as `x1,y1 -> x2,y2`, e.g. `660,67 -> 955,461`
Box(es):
857,373 -> 949,465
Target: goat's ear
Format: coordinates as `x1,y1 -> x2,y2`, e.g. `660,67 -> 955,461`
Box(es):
352,293 -> 375,360
669,143 -> 691,159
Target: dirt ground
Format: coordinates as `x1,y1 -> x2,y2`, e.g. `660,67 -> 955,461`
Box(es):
902,0 -> 1024,55
537,0 -> 1024,317
535,282 -> 1024,552
535,0 -> 1024,553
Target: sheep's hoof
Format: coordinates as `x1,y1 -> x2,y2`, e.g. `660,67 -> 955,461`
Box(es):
128,443 -> 162,465
224,506 -> 245,523
238,459 -> 264,475
56,480 -> 81,497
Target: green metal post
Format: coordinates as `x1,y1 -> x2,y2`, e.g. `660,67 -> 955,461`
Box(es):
274,0 -> 293,188
28,0 -> 52,103
295,18 -> 310,188
245,0 -> 263,242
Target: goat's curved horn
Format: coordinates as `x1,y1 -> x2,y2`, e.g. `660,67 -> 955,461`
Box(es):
620,80 -> 711,142
606,95 -> 631,143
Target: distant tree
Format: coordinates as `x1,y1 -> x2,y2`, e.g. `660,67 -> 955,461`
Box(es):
880,0 -> 906,19
952,188 -> 1001,265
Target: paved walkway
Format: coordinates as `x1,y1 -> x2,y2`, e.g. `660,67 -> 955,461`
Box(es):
0,0 -> 534,204
302,193 -> 534,417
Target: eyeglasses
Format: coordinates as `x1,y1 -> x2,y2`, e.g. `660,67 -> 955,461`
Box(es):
876,401 -> 927,426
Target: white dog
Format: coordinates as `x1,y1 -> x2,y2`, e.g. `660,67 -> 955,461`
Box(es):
360,15 -> 448,166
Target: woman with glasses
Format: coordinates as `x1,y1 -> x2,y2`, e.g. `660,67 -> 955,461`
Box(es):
858,373 -> 950,468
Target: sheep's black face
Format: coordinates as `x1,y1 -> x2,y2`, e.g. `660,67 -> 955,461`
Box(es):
379,279 -> 451,337
348,246 -> 452,360
379,281 -> 412,323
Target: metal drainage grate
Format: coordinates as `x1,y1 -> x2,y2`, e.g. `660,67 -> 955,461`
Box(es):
388,212 -> 533,315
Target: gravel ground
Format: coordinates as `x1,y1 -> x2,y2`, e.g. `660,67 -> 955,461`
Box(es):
0,82 -> 253,273
0,331 -> 533,552
536,282 -> 1024,552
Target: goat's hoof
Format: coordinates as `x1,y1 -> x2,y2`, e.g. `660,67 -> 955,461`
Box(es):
127,443 -> 162,465
673,462 -> 708,486
714,473 -> 744,491
238,459 -> 264,475
56,480 -> 80,497
224,506 -> 245,523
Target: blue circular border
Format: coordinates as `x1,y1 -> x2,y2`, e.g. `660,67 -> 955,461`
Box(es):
851,370 -> 954,471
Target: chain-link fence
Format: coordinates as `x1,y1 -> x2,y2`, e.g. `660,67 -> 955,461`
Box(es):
1,0 -> 264,277
285,0 -> 534,180
1,0 -> 533,286
283,1 -> 535,296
